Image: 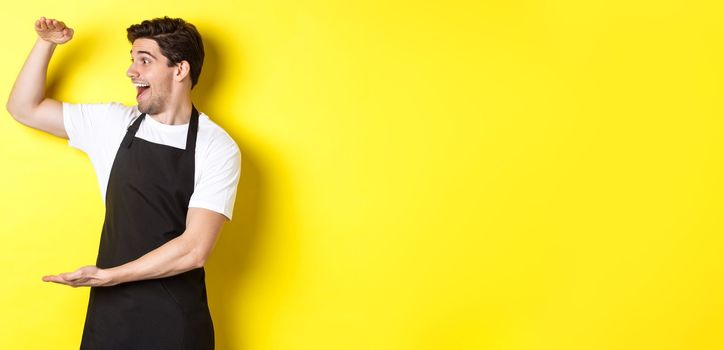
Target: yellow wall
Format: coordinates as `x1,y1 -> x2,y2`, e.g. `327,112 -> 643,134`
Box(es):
1,1 -> 724,349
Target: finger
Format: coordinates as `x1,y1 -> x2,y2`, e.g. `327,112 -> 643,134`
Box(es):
43,275 -> 69,285
66,276 -> 93,287
47,19 -> 56,30
56,20 -> 66,30
62,271 -> 82,281
39,19 -> 47,31
74,278 -> 92,286
70,267 -> 92,280
44,273 -> 68,282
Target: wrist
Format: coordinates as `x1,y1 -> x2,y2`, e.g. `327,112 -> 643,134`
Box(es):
104,266 -> 126,286
35,37 -> 58,48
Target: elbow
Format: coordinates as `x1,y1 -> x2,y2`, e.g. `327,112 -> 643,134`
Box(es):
6,99 -> 28,122
179,233 -> 215,270
189,249 -> 208,269
6,100 -> 19,119
194,259 -> 206,269
192,257 -> 207,269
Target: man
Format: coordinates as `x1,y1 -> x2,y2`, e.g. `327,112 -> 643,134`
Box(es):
6,16 -> 241,349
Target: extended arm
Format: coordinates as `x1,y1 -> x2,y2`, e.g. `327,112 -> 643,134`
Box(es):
42,207 -> 227,287
6,17 -> 74,138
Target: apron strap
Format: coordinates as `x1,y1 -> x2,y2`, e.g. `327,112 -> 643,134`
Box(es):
185,105 -> 200,152
121,105 -> 200,150
121,113 -> 146,148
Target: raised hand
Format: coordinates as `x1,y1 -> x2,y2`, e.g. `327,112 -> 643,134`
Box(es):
35,16 -> 74,44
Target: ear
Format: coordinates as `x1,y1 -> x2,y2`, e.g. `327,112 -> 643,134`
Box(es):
174,60 -> 191,84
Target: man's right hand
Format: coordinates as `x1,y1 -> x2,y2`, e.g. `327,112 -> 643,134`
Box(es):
35,16 -> 74,44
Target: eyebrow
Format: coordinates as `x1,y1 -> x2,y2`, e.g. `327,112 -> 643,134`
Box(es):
129,50 -> 157,59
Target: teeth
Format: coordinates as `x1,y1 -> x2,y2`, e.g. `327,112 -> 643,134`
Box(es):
134,83 -> 150,87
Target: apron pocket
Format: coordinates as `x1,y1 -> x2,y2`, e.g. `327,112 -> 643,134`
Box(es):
159,278 -> 186,314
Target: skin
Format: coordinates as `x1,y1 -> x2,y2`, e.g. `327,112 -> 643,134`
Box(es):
128,38 -> 194,125
7,17 -> 228,288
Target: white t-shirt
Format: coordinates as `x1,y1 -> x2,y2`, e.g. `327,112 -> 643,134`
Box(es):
63,102 -> 241,221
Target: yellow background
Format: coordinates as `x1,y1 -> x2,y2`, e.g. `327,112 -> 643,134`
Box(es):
1,1 -> 723,349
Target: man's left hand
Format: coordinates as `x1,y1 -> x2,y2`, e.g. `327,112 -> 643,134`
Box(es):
42,265 -> 117,287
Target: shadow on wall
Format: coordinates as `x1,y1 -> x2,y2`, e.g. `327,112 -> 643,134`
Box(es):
46,26 -> 102,103
191,33 -> 268,350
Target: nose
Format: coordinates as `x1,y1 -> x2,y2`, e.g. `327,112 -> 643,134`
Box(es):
127,62 -> 138,78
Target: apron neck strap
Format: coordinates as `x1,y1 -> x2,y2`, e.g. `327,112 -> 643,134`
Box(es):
122,105 -> 200,151
186,105 -> 200,152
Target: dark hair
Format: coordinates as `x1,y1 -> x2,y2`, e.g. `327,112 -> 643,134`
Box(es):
127,17 -> 204,89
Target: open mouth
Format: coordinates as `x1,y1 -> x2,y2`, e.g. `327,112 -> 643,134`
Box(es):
134,82 -> 150,99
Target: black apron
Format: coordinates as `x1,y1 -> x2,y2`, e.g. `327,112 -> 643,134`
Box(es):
80,106 -> 214,349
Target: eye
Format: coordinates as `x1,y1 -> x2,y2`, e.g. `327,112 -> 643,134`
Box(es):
130,58 -> 151,64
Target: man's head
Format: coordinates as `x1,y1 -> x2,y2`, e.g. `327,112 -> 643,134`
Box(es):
127,17 -> 204,88
126,17 -> 204,115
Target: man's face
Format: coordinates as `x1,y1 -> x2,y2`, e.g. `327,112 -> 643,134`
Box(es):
127,38 -> 176,115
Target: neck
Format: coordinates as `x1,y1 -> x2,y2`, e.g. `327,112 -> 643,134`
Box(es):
147,94 -> 193,125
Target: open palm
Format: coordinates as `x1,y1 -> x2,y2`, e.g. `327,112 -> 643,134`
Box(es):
35,16 -> 73,44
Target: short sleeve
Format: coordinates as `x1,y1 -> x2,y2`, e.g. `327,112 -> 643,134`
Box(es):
62,102 -> 129,153
188,138 -> 242,221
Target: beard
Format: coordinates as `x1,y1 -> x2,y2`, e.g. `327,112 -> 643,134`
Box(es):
138,92 -> 165,115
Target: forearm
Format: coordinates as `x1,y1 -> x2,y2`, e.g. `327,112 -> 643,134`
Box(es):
42,209 -> 225,288
6,38 -> 56,117
106,234 -> 203,285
